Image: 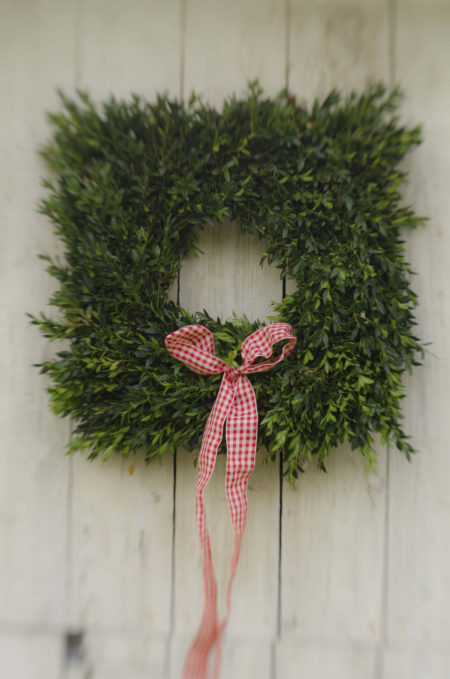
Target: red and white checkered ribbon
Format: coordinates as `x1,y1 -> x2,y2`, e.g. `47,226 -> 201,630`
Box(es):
165,323 -> 296,679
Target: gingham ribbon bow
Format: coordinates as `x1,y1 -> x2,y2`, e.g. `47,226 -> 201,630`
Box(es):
165,323 -> 296,679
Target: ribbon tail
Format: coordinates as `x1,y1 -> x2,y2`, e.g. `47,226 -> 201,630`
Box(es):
183,375 -> 235,679
211,375 -> 258,677
182,532 -> 218,679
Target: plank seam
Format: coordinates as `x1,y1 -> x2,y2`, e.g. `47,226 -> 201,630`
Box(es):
274,7 -> 291,677
74,0 -> 84,93
60,5 -> 85,677
179,0 -> 187,103
167,6 -> 186,675
166,451 -> 178,679
388,0 -> 398,87
375,6 -> 397,674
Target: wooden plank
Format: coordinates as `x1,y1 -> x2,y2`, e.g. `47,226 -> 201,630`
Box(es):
279,1 -> 390,675
280,444 -> 387,637
70,455 -> 174,632
0,0 -> 75,629
66,0 -> 182,667
79,0 -> 181,102
184,0 -> 287,106
386,0 -> 450,649
172,2 -> 287,670
178,220 -> 283,321
287,0 -> 389,104
64,631 -> 167,679
170,630 -> 273,678
276,642 -> 377,679
0,633 -> 62,679
383,648 -> 450,679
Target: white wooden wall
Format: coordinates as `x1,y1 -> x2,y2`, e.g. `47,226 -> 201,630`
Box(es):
1,1 -> 449,678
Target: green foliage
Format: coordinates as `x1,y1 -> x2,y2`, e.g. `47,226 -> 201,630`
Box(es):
29,79 -> 427,481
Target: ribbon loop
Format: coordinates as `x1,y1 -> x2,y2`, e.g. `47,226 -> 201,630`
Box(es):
241,323 -> 297,374
165,324 -> 226,375
165,322 -> 296,679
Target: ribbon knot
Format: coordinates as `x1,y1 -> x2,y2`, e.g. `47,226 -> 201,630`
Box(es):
224,363 -> 248,380
165,323 -> 296,679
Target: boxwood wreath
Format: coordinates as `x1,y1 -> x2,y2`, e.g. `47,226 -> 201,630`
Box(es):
30,80 -> 426,481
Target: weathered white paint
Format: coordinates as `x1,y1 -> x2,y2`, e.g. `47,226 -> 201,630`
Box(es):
65,2 -> 182,676
0,634 -> 62,679
276,642 -> 378,679
1,1 -> 449,678
0,6 -> 75,679
78,0 -> 181,104
279,3 -> 390,677
70,455 -> 174,631
183,0 -> 287,107
385,0 -> 450,666
287,0 -> 390,103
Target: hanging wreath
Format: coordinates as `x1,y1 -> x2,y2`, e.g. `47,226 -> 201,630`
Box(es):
30,80 -> 426,481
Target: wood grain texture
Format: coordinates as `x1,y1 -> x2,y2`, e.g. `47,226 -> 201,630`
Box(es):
64,1 -> 181,674
386,0 -> 450,650
279,2 -> 390,676
184,0 -> 287,105
170,1 -> 288,673
170,630 -> 273,679
288,0 -> 389,103
275,642 -> 377,679
66,632 -> 168,679
383,648 -> 450,679
280,444 -> 387,643
0,0 -> 75,629
0,633 -> 63,679
70,455 -> 174,633
79,0 -> 181,102
179,221 -> 283,322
